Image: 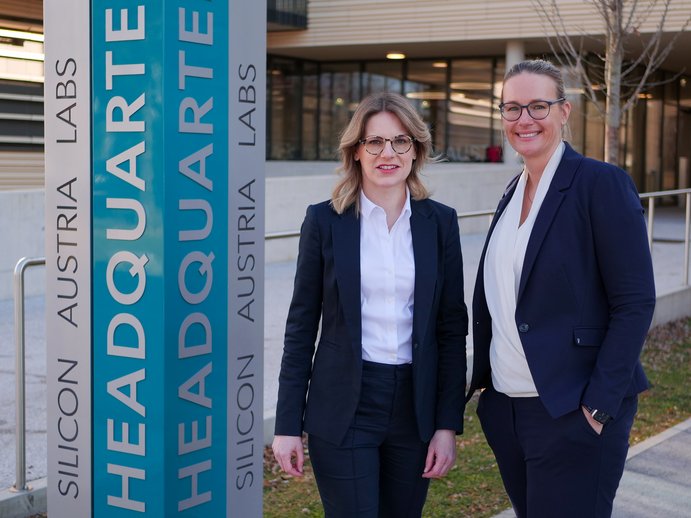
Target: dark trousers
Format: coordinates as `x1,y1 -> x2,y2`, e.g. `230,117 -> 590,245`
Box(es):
308,361 -> 430,518
477,386 -> 637,518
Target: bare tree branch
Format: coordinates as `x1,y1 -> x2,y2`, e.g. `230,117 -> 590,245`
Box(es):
531,0 -> 606,116
621,0 -> 671,76
530,0 -> 689,165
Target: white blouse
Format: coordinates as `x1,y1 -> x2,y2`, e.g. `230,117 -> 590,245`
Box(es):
484,142 -> 565,396
359,190 -> 415,365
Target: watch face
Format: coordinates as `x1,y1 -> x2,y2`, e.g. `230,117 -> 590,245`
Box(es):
593,410 -> 611,424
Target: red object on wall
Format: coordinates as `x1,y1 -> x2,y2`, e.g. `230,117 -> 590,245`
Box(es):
486,146 -> 502,163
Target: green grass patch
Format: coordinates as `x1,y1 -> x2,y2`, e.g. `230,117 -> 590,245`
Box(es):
630,318 -> 691,442
263,318 -> 691,517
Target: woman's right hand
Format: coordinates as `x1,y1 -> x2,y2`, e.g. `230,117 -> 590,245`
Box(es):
581,406 -> 604,435
272,435 -> 305,477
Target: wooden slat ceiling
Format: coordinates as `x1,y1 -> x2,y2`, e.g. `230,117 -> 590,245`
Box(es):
0,0 -> 43,29
0,151 -> 44,190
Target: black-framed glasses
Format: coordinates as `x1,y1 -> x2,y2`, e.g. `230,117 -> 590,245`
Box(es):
498,97 -> 566,121
359,135 -> 416,155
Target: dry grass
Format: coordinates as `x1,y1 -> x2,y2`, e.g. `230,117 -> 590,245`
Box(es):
263,317 -> 691,517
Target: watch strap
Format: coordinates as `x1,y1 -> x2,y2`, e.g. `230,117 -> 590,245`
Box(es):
584,405 -> 612,425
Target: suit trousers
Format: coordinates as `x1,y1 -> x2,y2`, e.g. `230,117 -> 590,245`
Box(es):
477,385 -> 637,518
308,360 -> 430,518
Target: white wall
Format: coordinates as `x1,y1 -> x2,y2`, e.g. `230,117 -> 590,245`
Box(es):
265,161 -> 518,262
0,190 -> 44,300
0,163 -> 519,300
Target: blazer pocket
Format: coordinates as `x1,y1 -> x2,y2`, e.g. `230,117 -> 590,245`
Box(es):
573,326 -> 606,347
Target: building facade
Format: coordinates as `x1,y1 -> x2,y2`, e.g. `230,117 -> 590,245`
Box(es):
1,0 -> 690,191
265,0 -> 691,192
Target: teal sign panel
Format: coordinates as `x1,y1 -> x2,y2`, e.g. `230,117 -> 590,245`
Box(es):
92,1 -> 229,514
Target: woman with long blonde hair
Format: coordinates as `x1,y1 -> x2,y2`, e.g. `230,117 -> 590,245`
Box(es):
273,92 -> 468,517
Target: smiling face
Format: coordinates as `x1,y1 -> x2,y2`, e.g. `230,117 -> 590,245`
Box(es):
355,111 -> 416,199
502,72 -> 571,164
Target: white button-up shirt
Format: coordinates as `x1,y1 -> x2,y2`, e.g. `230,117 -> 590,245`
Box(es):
484,141 -> 565,396
359,190 -> 415,365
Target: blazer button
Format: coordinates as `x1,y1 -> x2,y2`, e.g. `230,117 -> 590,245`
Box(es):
413,343 -> 419,349
518,323 -> 530,333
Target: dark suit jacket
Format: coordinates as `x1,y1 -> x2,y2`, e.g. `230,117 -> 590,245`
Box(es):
467,143 -> 656,420
275,197 -> 468,446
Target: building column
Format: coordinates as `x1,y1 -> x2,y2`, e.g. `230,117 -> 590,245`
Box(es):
506,40 -> 525,72
503,40 -> 525,167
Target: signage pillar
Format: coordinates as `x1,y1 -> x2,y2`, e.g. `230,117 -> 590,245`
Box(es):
45,1 -> 266,516
44,1 -> 93,516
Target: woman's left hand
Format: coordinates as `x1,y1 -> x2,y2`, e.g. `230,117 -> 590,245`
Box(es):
422,429 -> 457,479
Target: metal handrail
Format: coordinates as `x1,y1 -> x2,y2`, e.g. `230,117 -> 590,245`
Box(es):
12,256 -> 45,493
266,229 -> 301,240
640,189 -> 691,286
267,188 -> 691,286
265,208 -> 498,241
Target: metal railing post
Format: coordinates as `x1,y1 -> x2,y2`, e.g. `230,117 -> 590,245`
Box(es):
12,256 -> 45,493
685,192 -> 690,286
639,188 -> 691,287
647,197 -> 655,250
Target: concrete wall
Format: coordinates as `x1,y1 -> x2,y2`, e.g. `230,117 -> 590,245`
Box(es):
0,190 -> 44,300
265,161 -> 518,262
651,287 -> 691,329
0,163 -> 518,300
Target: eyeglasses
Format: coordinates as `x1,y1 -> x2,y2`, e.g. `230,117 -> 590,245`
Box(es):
498,98 -> 566,122
359,135 -> 416,155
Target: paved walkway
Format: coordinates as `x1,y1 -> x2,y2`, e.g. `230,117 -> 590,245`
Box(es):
0,207 -> 689,515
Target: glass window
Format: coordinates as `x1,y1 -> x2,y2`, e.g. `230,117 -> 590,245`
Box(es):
268,57 -> 304,159
319,62 -> 360,160
363,61 -> 402,96
489,59 -> 505,162
644,82 -> 663,192
0,79 -> 43,150
561,66 -> 585,154
584,97 -> 605,162
448,59 -> 496,162
404,60 -> 448,154
662,74 -> 678,191
678,76 -> 691,190
302,62 -> 319,160
619,109 -> 631,172
628,99 -> 647,189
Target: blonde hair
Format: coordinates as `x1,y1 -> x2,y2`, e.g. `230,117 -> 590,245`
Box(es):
502,59 -> 566,101
331,92 -> 434,214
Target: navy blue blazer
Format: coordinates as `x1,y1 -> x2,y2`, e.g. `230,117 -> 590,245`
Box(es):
275,197 -> 468,446
467,143 -> 656,420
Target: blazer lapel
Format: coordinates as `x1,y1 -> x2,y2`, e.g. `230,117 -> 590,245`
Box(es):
410,199 -> 437,345
487,173 -> 520,247
476,173 -> 520,285
332,207 -> 362,348
517,143 -> 582,301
